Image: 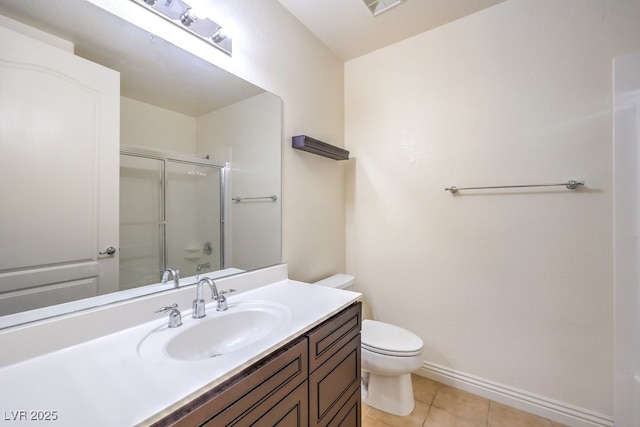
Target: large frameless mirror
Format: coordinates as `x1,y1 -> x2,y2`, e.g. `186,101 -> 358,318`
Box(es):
0,0 -> 282,328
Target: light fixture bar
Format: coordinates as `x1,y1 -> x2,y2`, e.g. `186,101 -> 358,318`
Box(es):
131,0 -> 232,55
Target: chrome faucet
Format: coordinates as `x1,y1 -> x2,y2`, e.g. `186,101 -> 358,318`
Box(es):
161,268 -> 180,288
193,277 -> 228,318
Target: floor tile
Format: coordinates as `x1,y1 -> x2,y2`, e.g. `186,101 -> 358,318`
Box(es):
366,401 -> 430,427
363,413 -> 392,427
363,403 -> 371,417
488,402 -> 552,427
362,379 -> 565,427
412,374 -> 439,405
432,385 -> 490,425
424,407 -> 487,427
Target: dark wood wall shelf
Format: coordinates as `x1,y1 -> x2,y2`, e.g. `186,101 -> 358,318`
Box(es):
292,135 -> 350,161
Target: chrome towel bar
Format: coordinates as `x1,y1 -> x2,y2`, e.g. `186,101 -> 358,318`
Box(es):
445,180 -> 585,194
232,195 -> 278,202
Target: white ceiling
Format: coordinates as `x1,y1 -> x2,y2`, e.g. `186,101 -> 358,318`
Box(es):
277,0 -> 508,61
0,0 -> 508,115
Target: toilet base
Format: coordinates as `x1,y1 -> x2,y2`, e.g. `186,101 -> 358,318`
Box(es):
361,372 -> 415,416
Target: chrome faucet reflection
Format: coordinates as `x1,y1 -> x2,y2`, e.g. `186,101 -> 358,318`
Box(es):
161,268 -> 180,288
193,277 -> 228,318
195,262 -> 211,282
196,262 -> 211,272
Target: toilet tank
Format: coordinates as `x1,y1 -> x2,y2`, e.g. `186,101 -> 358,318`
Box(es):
313,273 -> 355,289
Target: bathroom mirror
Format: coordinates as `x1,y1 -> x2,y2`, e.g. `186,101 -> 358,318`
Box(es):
0,0 -> 282,328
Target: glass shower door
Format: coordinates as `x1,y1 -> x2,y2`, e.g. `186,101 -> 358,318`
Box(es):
119,155 -> 163,290
165,161 -> 223,279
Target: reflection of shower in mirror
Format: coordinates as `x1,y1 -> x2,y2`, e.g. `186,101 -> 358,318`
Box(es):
119,148 -> 225,291
203,241 -> 213,255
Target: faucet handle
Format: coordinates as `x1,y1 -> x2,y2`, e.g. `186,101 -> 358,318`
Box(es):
155,303 -> 182,328
155,303 -> 178,313
214,289 -> 235,311
216,293 -> 228,311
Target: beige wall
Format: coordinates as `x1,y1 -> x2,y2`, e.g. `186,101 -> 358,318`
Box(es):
345,0 -> 640,417
197,93 -> 282,270
120,96 -> 196,153
199,1 -> 347,280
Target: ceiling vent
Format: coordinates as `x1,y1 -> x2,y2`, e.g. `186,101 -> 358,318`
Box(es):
362,0 -> 406,16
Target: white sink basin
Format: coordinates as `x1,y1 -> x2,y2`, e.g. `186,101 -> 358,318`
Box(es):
138,300 -> 291,362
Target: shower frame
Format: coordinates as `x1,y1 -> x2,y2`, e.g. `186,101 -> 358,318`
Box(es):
120,146 -> 228,283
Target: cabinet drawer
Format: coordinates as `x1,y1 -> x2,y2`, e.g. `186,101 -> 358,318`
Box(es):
160,337 -> 308,427
307,302 -> 361,373
204,380 -> 309,427
309,334 -> 361,427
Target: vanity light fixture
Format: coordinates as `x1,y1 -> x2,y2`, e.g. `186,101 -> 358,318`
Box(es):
131,0 -> 232,55
211,28 -> 227,43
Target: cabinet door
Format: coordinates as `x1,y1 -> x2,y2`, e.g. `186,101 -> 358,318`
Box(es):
0,23 -> 120,314
326,389 -> 361,427
309,335 -> 361,427
307,303 -> 361,373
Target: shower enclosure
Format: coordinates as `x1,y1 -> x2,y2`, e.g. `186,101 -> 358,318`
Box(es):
119,148 -> 226,290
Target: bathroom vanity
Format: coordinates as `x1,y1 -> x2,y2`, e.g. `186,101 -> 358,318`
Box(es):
0,265 -> 362,426
151,302 -> 362,426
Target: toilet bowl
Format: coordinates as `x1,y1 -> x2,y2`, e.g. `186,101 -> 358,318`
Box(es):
313,274 -> 424,416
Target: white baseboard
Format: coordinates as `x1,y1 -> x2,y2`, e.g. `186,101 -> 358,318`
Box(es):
417,361 -> 613,427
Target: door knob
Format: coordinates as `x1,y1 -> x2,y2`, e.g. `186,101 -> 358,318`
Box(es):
99,246 -> 117,255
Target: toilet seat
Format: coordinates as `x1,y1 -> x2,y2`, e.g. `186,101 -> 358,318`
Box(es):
362,320 -> 423,357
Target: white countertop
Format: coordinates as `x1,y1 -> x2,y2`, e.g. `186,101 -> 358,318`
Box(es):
0,279 -> 361,426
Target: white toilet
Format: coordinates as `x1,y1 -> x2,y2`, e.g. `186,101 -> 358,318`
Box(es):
313,274 -> 424,416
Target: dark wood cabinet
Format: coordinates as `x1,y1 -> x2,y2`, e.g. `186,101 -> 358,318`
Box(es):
152,302 -> 361,427
202,380 -> 309,427
324,388 -> 361,427
307,303 -> 361,373
307,304 -> 361,427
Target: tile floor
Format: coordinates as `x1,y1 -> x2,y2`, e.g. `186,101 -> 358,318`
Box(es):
362,374 -> 571,427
